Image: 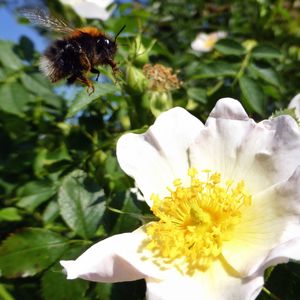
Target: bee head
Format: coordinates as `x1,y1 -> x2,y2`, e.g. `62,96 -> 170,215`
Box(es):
96,36 -> 117,62
95,26 -> 125,64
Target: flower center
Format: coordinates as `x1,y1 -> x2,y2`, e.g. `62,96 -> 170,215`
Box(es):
145,168 -> 252,274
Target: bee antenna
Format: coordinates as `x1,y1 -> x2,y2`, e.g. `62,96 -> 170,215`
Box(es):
114,25 -> 126,42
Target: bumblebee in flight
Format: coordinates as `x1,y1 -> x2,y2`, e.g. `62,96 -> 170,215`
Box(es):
21,9 -> 125,95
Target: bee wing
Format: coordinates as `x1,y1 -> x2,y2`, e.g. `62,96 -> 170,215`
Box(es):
20,8 -> 74,34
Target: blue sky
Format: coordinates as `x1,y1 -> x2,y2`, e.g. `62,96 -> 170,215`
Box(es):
0,7 -> 47,51
0,1 -> 135,52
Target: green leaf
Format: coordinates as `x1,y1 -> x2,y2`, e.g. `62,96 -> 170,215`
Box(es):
239,75 -> 265,116
43,144 -> 72,164
58,170 -> 106,239
0,284 -> 15,300
41,267 -> 89,300
109,192 -> 144,235
16,180 -> 57,213
0,41 -> 23,71
67,83 -> 119,118
0,68 -> 7,81
0,208 -> 22,222
0,82 -> 34,117
215,39 -> 246,56
261,263 -> 300,299
94,283 -> 112,300
20,73 -> 62,105
252,45 -> 282,59
0,113 -> 30,140
31,73 -> 63,109
43,201 -> 60,224
248,64 -> 281,87
33,145 -> 72,177
0,228 -> 68,278
187,87 -> 207,103
15,36 -> 35,61
190,61 -> 240,79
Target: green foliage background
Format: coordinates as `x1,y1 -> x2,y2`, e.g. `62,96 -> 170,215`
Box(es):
0,0 -> 300,299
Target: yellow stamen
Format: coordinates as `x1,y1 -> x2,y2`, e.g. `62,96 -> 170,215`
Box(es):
145,168 -> 252,274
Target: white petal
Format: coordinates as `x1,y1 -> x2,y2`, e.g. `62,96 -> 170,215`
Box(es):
222,166 -> 300,276
256,238 -> 300,272
61,0 -> 114,20
145,259 -> 263,300
189,98 -> 300,193
191,33 -> 212,52
288,93 -> 300,119
191,31 -> 227,52
60,228 -> 164,282
117,107 -> 204,205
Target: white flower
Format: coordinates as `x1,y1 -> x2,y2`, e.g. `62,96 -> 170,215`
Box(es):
288,93 -> 300,119
191,31 -> 227,52
60,98 -> 300,300
60,0 -> 114,20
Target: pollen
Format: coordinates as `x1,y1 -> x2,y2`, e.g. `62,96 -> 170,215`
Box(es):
145,168 -> 252,274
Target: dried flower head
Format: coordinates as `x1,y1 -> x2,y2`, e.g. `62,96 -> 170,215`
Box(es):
143,63 -> 182,92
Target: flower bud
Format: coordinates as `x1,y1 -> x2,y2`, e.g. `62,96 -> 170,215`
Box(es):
129,35 -> 155,66
243,39 -> 258,52
125,64 -> 148,94
144,91 -> 173,117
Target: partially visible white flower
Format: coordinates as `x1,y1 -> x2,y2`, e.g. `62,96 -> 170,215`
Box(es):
288,93 -> 300,119
60,98 -> 300,300
191,31 -> 227,52
60,0 -> 114,20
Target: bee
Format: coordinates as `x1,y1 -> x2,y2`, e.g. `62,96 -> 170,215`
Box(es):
21,9 -> 125,95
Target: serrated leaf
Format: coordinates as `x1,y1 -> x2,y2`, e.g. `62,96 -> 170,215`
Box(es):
43,201 -> 60,224
33,145 -> 72,178
191,61 -> 240,79
42,267 -> 89,300
58,170 -> 106,239
0,41 -> 23,71
252,45 -> 281,59
67,83 -> 119,118
16,180 -> 57,212
187,87 -> 207,103
239,75 -> 265,116
26,72 -> 63,108
20,73 -> 60,101
215,39 -> 246,56
0,82 -> 34,117
248,64 -> 281,87
0,228 -> 68,278
0,208 -> 22,222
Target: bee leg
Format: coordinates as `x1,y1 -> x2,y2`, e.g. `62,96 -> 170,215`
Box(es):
90,68 -> 100,81
78,74 -> 94,95
108,60 -> 121,82
108,60 -> 118,74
